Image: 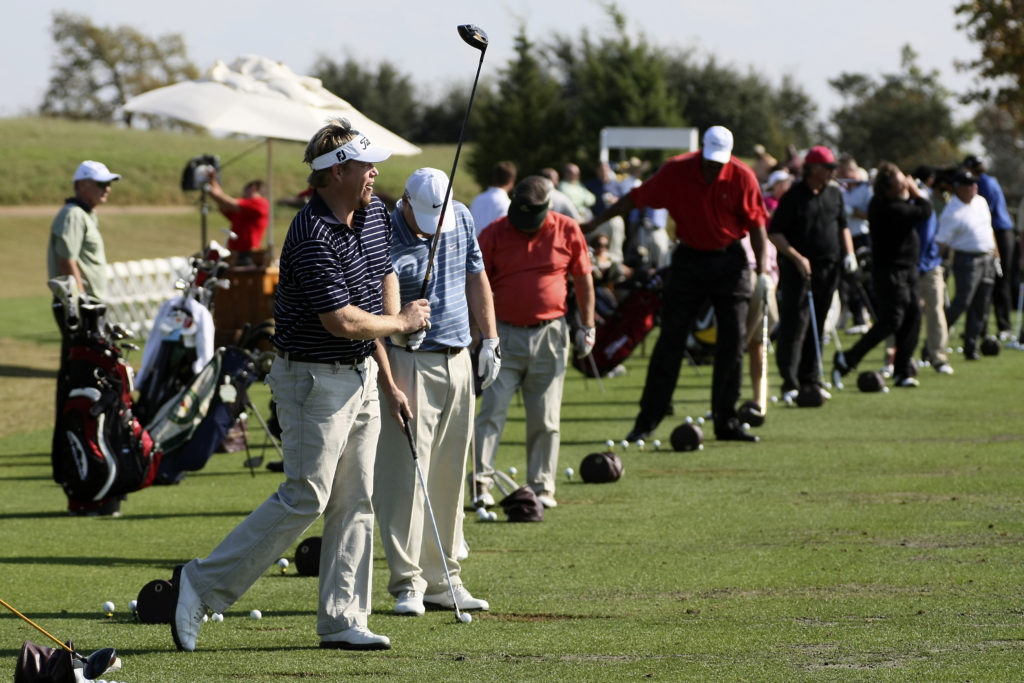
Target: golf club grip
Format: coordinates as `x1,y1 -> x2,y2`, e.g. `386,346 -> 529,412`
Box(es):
417,51 -> 485,301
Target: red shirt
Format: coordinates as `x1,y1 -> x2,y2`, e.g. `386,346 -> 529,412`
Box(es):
224,196 -> 270,252
630,152 -> 767,250
478,211 -> 591,326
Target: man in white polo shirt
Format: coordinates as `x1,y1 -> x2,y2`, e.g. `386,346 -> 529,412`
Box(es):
374,167 -> 500,618
937,170 -> 999,360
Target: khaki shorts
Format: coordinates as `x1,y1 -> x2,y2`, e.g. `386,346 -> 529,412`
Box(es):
745,270 -> 779,347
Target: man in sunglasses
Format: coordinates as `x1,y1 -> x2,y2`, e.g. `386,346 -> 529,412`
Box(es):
46,160 -> 122,514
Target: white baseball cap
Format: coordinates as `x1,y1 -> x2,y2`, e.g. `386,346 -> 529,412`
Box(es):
309,132 -> 392,170
702,126 -> 734,164
401,167 -> 455,234
73,160 -> 121,183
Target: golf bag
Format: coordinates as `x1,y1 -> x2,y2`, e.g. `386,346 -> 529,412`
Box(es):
54,306 -> 162,505
145,346 -> 260,483
572,275 -> 664,377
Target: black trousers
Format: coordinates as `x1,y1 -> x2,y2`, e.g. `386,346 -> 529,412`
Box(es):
776,258 -> 840,391
843,265 -> 921,378
991,229 -> 1016,333
633,242 -> 750,434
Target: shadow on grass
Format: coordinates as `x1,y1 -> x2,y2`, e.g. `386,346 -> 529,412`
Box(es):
0,364 -> 54,379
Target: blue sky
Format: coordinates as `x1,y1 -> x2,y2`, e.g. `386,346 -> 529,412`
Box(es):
1,0 -> 980,124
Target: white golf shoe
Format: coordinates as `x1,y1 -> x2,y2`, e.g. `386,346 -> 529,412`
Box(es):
320,625 -> 391,650
424,585 -> 489,612
171,565 -> 206,652
394,591 -> 425,616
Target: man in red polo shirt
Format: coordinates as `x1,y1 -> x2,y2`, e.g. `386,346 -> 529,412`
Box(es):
583,125 -> 770,443
208,171 -> 270,266
474,176 -> 595,509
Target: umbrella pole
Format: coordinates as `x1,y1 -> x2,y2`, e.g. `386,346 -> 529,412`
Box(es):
201,187 -> 209,250
266,139 -> 275,264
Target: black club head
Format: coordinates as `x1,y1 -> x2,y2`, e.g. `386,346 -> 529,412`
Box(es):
458,24 -> 488,52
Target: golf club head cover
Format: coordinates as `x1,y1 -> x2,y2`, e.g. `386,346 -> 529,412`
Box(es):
295,536 -> 322,576
670,423 -> 703,452
980,336 -> 1001,356
477,338 -> 501,390
795,387 -> 826,407
499,487 -> 543,522
15,639 -> 74,683
580,451 -> 624,483
856,370 -> 886,393
738,399 -> 766,427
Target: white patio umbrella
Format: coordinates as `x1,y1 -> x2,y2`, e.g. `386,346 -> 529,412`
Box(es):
124,55 -> 421,253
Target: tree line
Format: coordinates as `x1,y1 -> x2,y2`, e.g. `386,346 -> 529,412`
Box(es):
38,5 -> 1024,193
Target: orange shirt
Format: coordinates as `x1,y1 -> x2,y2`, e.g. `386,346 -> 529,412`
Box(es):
630,151 -> 766,250
478,211 -> 591,326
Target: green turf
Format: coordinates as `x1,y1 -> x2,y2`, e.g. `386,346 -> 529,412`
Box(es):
2,320 -> 1023,680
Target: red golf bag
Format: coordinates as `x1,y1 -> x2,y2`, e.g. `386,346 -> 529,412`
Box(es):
574,285 -> 663,377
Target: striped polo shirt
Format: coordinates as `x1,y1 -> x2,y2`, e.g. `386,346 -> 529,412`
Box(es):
272,191 -> 393,361
388,200 -> 483,350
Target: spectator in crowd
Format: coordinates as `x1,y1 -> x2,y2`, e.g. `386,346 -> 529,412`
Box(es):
469,160 -> 516,236
589,232 -> 632,317
832,162 -> 932,388
783,144 -> 804,177
558,162 -> 597,221
537,167 -> 582,220
913,166 -> 953,374
585,162 -> 627,263
762,169 -> 792,217
963,155 -> 1015,340
936,170 -> 999,360
170,119 -> 431,654
208,172 -> 270,266
46,159 -> 122,516
752,143 -> 779,185
836,155 -> 873,334
374,168 -> 498,618
769,146 -> 857,404
583,125 -> 770,443
474,176 -> 595,509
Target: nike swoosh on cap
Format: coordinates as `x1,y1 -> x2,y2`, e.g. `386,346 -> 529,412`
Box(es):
432,203 -> 442,208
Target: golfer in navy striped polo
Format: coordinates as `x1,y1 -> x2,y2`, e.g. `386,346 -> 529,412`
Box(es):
171,118 -> 430,655
373,168 -> 500,618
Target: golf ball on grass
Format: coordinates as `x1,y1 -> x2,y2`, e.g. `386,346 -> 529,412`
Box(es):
697,417 -> 705,426
211,613 -> 224,622
565,467 -> 574,479
605,439 -> 615,449
250,609 -> 262,620
487,511 -> 498,521
882,386 -> 890,393
459,612 -> 472,624
508,466 -> 517,476
102,601 -> 115,617
277,558 -> 289,574
202,614 -> 209,623
636,439 -> 645,451
652,439 -> 661,450
619,439 -> 629,450
770,395 -> 778,403
685,416 -> 693,424
476,507 -> 490,521
128,600 -> 137,613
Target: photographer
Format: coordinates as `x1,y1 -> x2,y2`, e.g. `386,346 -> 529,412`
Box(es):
207,170 -> 269,266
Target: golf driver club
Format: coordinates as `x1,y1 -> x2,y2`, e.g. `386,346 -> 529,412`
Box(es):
807,289 -> 825,386
0,596 -> 118,680
401,416 -> 471,624
1013,281 -> 1024,348
418,24 -> 488,300
586,354 -> 606,393
759,284 -> 769,413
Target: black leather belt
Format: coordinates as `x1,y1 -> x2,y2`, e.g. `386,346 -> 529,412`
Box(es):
418,346 -> 464,355
277,350 -> 367,366
499,317 -> 561,329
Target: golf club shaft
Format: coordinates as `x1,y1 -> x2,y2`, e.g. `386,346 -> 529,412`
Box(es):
1015,282 -> 1024,340
418,49 -> 486,300
586,353 -> 606,393
0,597 -> 76,655
402,418 -> 463,621
807,289 -> 825,382
760,286 -> 769,412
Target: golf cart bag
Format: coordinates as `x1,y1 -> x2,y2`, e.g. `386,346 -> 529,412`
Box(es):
54,305 -> 162,506
573,275 -> 664,377
145,346 -> 259,483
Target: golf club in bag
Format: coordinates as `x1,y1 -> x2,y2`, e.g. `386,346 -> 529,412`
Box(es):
0,597 -> 120,681
400,416 -> 471,624
418,24 -> 488,300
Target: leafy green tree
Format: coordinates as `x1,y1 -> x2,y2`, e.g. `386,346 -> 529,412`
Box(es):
467,29 -> 570,186
972,103 -> 1024,199
828,45 -> 969,169
40,12 -> 197,124
410,83 -> 471,144
311,56 -> 418,141
955,1 -> 1024,127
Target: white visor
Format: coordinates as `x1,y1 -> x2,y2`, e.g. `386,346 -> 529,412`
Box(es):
309,134 -> 393,170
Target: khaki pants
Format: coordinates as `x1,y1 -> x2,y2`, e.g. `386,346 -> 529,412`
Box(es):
918,266 -> 949,365
374,347 -> 472,596
184,355 -> 380,636
475,319 -> 569,498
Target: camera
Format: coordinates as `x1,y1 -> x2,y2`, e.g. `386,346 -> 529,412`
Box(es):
181,154 -> 221,191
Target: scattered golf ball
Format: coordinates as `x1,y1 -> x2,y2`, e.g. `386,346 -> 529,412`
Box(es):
102,601 -> 115,616
741,423 -> 750,431
460,612 -> 472,624
605,439 -> 615,449
211,613 -> 224,622
565,466 -> 574,479
770,395 -> 779,403
882,386 -> 890,393
620,439 -> 629,450
697,417 -> 705,426
653,439 -> 662,450
685,416 -> 693,424
476,507 -> 490,521
202,614 -> 209,623
698,444 -> 705,450
250,609 -> 262,620
705,411 -> 713,419
128,599 -> 137,613
508,466 -> 518,476
487,511 -> 498,521
636,439 -> 645,451
825,382 -> 832,389
956,346 -> 964,353
784,395 -> 794,406
946,347 -> 954,353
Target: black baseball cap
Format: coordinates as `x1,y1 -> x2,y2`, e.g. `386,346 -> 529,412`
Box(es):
952,169 -> 977,186
507,176 -> 552,231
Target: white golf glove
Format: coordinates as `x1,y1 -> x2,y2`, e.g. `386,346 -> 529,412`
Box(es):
574,326 -> 596,359
477,337 -> 501,390
390,320 -> 430,351
843,252 -> 859,274
993,255 -> 1004,279
755,273 -> 774,300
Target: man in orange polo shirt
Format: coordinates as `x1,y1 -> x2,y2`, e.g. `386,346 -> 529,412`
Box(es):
474,176 -> 596,509
584,125 -> 771,443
